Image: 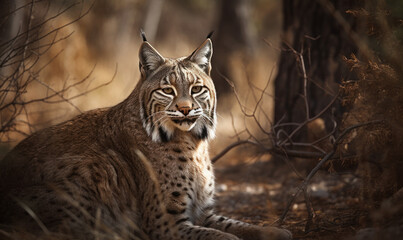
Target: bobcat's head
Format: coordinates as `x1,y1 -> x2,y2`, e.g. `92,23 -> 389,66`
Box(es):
138,34 -> 216,142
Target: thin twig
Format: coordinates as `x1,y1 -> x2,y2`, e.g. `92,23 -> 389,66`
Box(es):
299,52 -> 310,120
211,140 -> 256,163
212,139 -> 326,164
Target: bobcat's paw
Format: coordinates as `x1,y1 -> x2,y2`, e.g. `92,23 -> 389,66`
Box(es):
259,226 -> 292,240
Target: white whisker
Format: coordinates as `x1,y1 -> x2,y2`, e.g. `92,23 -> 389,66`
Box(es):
145,110 -> 167,121
149,115 -> 168,129
201,113 -> 214,125
200,110 -> 215,124
158,118 -> 171,127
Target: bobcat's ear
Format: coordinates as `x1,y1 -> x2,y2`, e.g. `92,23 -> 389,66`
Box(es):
139,42 -> 165,77
188,39 -> 213,75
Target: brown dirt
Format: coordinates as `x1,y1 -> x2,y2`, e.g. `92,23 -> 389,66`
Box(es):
214,155 -> 363,240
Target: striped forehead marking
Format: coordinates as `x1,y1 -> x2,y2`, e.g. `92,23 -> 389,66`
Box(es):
169,72 -> 176,85
159,63 -> 206,88
178,65 -> 203,84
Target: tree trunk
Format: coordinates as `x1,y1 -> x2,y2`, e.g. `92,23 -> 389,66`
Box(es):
212,0 -> 255,99
274,0 -> 359,139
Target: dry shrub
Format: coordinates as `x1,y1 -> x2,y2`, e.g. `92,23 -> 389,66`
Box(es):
341,5 -> 403,223
342,54 -> 403,228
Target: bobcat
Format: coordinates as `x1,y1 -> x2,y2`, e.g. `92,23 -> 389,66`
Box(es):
0,33 -> 292,240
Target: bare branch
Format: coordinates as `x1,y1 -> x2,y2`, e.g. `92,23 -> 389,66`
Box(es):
278,120 -> 382,224
211,140 -> 256,164
0,0 -> 112,142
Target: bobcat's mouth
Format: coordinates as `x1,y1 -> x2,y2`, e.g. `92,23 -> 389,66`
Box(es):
171,117 -> 198,131
172,118 -> 197,125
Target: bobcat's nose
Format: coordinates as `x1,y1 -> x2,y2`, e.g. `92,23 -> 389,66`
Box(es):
176,100 -> 193,116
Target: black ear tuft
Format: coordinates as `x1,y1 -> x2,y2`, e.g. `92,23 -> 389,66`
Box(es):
140,29 -> 147,42
206,31 -> 214,39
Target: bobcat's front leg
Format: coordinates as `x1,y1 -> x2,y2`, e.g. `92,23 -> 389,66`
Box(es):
199,212 -> 292,240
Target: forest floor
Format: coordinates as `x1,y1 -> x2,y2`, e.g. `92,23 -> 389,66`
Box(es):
214,155 -> 363,240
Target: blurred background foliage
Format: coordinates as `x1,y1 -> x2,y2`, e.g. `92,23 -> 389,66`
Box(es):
0,0 -> 282,152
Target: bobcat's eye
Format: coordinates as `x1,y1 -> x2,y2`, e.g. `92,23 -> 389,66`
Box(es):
162,87 -> 174,95
191,86 -> 202,94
